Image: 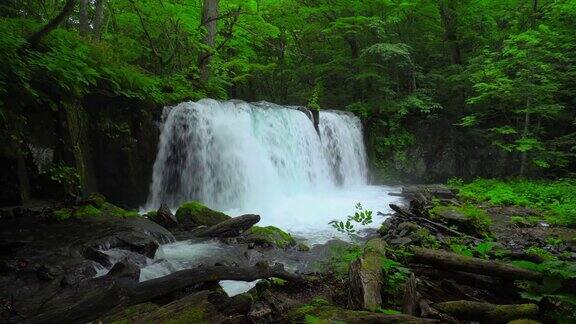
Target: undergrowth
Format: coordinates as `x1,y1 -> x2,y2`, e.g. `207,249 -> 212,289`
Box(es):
449,178 -> 576,227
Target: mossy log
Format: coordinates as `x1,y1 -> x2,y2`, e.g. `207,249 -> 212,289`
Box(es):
26,262 -> 302,324
196,214 -> 260,238
409,247 -> 542,281
433,300 -> 539,323
288,305 -> 438,323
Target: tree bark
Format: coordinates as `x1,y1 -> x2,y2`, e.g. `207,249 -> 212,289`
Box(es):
27,262 -> 302,324
79,0 -> 90,36
409,247 -> 542,281
196,214 -> 260,238
93,0 -> 106,39
433,300 -> 539,323
199,0 -> 219,81
25,0 -> 77,48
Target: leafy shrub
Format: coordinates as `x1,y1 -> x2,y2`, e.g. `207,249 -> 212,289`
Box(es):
330,203 -> 373,237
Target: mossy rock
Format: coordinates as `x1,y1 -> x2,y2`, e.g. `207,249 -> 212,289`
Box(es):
244,225 -> 296,249
297,242 -> 311,252
87,192 -> 106,208
430,204 -> 492,237
175,201 -> 230,229
143,210 -> 158,219
53,200 -> 139,221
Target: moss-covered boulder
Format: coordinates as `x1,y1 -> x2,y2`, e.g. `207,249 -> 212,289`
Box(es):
53,198 -> 139,221
430,204 -> 492,237
174,201 -> 231,230
243,225 -> 296,249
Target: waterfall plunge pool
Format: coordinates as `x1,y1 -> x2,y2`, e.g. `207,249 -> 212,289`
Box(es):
137,99 -> 402,295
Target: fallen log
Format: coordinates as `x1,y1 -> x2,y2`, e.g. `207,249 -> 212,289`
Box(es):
196,214 -> 260,238
409,247 -> 543,281
386,204 -> 481,242
26,262 -> 302,324
433,300 -> 539,324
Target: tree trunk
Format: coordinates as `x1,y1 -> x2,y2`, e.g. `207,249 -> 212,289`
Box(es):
199,0 -> 219,82
439,0 -> 462,65
519,97 -> 531,177
79,0 -> 90,36
25,0 -> 77,48
93,0 -> 106,39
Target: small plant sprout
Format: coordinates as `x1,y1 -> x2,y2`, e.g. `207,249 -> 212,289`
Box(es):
329,203 -> 373,237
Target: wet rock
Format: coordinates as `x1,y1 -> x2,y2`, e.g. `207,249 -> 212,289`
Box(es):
297,243 -> 310,252
241,226 -> 296,249
175,201 -> 231,230
82,246 -> 112,268
36,264 -> 61,281
150,202 -> 178,229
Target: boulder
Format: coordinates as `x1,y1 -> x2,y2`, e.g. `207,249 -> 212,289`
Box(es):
150,203 -> 178,229
175,201 -> 231,230
241,226 -> 296,249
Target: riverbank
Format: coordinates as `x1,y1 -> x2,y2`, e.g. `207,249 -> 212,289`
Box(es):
1,179 -> 575,323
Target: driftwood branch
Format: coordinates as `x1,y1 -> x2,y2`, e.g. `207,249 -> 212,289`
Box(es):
409,247 -> 542,281
27,262 -> 302,324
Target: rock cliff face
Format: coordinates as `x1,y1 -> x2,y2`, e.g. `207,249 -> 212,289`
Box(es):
0,94 -> 161,208
365,118 -> 512,184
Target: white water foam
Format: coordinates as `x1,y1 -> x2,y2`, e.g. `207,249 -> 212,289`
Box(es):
139,99 -> 401,294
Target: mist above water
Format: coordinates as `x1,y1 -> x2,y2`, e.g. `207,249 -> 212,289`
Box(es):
145,99 -> 399,241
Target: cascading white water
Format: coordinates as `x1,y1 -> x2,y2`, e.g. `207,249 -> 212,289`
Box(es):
145,99 -> 399,241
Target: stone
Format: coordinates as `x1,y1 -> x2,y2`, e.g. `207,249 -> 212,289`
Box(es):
241,226 -> 296,249
150,202 -> 178,229
175,201 -> 231,230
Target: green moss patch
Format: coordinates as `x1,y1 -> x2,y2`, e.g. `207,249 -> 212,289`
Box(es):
246,225 -> 296,248
431,204 -> 492,236
175,201 -> 230,228
53,198 -> 139,221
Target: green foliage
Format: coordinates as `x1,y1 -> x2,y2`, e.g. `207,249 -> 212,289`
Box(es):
456,179 -> 576,227
512,259 -> 576,321
450,243 -> 473,257
324,245 -> 362,276
330,203 -> 373,237
380,257 -> 410,296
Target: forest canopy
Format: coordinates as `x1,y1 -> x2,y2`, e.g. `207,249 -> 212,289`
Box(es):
1,0 -> 575,181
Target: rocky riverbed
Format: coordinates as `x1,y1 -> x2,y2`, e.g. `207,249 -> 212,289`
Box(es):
1,187 -> 575,323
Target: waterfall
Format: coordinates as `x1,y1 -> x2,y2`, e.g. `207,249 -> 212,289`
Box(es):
145,99 -> 368,212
